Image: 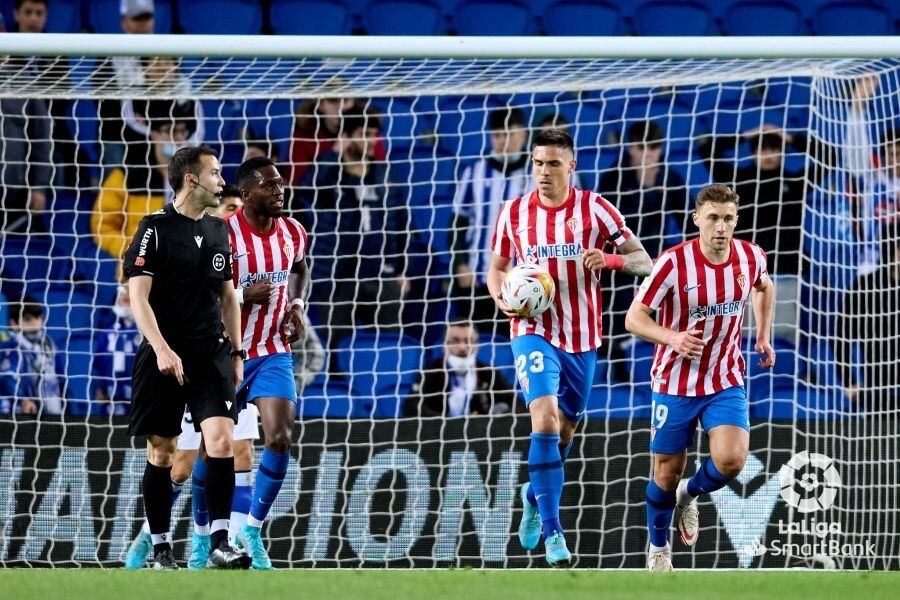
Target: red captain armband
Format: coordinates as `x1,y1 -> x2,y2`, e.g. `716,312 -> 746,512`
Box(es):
603,253 -> 625,271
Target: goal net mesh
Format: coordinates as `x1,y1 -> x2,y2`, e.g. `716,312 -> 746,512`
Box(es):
0,51 -> 897,569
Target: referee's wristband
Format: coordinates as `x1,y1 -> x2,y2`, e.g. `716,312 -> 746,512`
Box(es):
290,298 -> 305,311
234,287 -> 244,304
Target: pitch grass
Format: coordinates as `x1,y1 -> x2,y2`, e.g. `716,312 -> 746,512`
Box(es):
0,569 -> 896,600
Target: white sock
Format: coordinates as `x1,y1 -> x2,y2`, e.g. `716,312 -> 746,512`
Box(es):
676,479 -> 695,507
141,521 -> 150,534
649,543 -> 670,554
150,532 -> 171,546
229,511 -> 249,546
247,515 -> 264,528
210,518 -> 229,535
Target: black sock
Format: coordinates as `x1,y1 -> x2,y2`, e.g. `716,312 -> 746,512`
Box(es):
204,456 -> 235,550
142,461 -> 173,554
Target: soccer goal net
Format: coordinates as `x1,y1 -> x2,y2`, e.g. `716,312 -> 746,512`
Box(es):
0,34 -> 897,569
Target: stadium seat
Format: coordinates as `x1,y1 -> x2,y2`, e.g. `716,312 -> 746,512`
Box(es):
586,384 -> 651,419
723,1 -> 806,36
454,0 -> 533,35
543,0 -> 624,36
43,0 -> 82,33
476,334 -> 516,390
88,0 -> 173,33
270,0 -> 353,35
177,0 -> 262,34
814,1 -> 894,35
366,0 -> 444,35
633,0 -> 715,36
299,380 -> 372,418
335,333 -> 422,418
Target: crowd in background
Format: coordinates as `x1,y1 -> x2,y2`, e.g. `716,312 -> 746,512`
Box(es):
0,0 -> 898,417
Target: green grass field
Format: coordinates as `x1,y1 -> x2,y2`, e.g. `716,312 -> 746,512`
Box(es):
1,570 -> 897,600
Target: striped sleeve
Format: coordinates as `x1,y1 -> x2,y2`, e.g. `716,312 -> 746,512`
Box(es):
490,201 -> 514,258
750,243 -> 769,287
286,217 -> 307,262
635,253 -> 675,310
592,194 -> 633,248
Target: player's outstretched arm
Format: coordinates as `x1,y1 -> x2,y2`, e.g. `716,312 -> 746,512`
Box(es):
129,275 -> 185,385
486,253 -> 519,318
625,300 -> 705,360
751,277 -> 776,368
583,237 -> 652,278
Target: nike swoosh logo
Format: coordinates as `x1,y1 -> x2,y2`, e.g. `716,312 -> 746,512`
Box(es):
516,226 -> 532,234
683,284 -> 701,292
232,252 -> 248,259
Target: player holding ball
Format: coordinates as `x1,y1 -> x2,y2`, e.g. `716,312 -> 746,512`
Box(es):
487,128 -> 652,566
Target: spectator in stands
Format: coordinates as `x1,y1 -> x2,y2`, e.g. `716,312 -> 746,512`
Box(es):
90,285 -> 140,416
0,90 -> 51,233
599,120 -> 689,380
835,227 -> 900,412
451,107 -> 530,335
91,111 -> 191,262
698,123 -> 812,275
404,321 -> 516,417
93,0 -> 157,164
288,97 -> 386,186
0,296 -> 64,416
244,138 -> 278,163
12,0 -> 47,33
843,74 -> 900,277
297,105 -> 408,351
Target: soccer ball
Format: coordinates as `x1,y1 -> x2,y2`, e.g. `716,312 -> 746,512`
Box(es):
501,264 -> 555,318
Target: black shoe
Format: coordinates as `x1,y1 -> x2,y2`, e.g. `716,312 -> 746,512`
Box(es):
152,549 -> 179,570
206,542 -> 251,570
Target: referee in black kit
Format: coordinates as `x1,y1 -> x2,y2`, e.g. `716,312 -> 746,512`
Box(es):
123,145 -> 251,570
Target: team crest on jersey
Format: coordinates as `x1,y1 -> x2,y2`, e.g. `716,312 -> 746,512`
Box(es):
283,239 -> 293,258
566,216 -> 579,235
737,273 -> 747,289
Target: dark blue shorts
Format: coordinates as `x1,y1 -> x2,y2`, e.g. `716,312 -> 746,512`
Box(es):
510,334 -> 596,423
649,385 -> 750,454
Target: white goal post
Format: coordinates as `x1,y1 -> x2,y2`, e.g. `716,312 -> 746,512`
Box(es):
0,34 -> 897,569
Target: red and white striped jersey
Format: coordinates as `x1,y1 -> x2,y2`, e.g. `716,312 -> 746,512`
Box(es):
635,237 -> 769,397
226,208 -> 307,359
491,187 -> 633,353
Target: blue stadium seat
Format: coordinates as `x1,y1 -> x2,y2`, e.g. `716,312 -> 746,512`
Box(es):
366,0 -> 444,35
335,333 -> 423,418
44,0 -> 82,33
0,291 -> 7,326
177,0 -> 262,34
586,384 -> 651,419
88,0 -> 173,33
454,0 -> 533,35
814,1 -> 893,35
633,0 -> 715,36
723,1 -> 806,35
271,0 -> 352,34
299,379 -> 372,418
543,0 -> 624,36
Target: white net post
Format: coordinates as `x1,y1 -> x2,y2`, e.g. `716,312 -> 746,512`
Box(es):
0,35 -> 898,568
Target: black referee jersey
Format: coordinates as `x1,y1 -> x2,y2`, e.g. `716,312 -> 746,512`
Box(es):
123,204 -> 233,346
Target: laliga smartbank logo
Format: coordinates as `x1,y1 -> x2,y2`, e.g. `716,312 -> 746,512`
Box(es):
778,451 -> 841,513
737,451 -> 874,563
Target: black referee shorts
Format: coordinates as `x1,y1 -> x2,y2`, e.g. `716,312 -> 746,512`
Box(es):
128,337 -> 236,438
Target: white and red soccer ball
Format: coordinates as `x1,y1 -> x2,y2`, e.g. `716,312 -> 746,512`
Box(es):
501,264 -> 555,318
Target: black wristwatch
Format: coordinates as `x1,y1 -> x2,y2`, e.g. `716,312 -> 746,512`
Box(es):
230,348 -> 247,360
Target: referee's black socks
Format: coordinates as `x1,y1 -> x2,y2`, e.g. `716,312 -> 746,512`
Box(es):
205,456 -> 236,550
143,462 -> 174,555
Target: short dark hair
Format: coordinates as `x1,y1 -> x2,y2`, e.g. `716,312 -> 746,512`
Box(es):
220,184 -> 241,200
236,156 -> 276,190
537,112 -> 569,129
340,105 -> 380,137
752,132 -> 784,153
8,295 -> 43,324
246,138 -> 276,160
696,183 -> 740,209
168,145 -> 217,193
489,107 -> 526,132
16,0 -> 47,9
626,120 -> 664,148
531,128 -> 574,154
